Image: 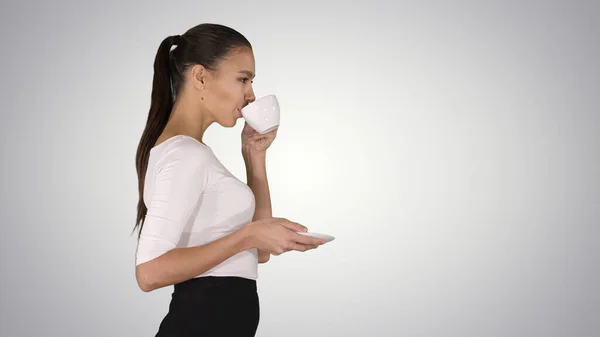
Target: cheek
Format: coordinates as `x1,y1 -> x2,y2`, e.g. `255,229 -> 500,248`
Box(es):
212,82 -> 241,109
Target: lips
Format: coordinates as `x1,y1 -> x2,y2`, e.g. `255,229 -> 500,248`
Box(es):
236,102 -> 248,118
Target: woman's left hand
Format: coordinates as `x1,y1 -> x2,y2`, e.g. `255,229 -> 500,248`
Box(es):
241,122 -> 278,154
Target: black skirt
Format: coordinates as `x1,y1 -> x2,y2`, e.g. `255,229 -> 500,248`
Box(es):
155,276 -> 260,337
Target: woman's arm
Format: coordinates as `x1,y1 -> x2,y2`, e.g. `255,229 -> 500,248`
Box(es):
136,228 -> 253,292
243,150 -> 273,263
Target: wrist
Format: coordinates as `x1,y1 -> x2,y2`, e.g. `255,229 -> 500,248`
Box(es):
242,147 -> 266,161
243,150 -> 267,179
238,222 -> 257,250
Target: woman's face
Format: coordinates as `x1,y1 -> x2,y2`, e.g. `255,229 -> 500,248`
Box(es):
198,46 -> 257,127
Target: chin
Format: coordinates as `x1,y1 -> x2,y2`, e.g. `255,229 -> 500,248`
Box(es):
218,117 -> 237,128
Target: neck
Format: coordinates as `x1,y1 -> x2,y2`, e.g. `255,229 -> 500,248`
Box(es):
166,91 -> 214,143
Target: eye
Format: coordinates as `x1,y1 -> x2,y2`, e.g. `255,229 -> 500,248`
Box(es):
239,77 -> 253,84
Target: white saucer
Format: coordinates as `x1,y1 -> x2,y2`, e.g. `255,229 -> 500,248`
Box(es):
297,231 -> 335,243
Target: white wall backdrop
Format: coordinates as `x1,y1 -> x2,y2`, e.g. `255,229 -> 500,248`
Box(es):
1,0 -> 599,336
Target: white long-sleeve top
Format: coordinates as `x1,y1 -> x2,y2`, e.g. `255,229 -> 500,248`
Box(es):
135,135 -> 258,280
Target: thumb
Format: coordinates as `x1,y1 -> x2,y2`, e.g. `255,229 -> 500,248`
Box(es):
280,220 -> 307,232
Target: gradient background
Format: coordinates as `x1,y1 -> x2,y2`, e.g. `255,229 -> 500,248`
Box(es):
1,0 -> 599,336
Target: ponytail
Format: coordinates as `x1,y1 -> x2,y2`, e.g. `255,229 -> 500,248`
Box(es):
133,35 -> 180,237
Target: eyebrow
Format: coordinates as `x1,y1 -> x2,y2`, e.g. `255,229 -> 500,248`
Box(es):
238,70 -> 255,78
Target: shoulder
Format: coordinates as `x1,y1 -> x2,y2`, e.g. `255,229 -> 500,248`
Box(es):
152,135 -> 217,175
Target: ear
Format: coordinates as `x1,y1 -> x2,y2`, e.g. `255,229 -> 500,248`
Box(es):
190,64 -> 207,91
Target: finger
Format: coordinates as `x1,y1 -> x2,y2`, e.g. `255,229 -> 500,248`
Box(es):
256,128 -> 277,139
280,220 -> 307,232
272,247 -> 285,255
292,233 -> 325,246
288,242 -> 313,252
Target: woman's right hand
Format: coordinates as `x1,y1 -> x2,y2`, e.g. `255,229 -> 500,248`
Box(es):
242,217 -> 326,255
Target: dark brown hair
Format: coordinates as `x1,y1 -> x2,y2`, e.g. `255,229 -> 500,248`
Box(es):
133,23 -> 252,237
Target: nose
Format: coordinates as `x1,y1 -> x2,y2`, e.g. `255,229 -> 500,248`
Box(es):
245,88 -> 256,105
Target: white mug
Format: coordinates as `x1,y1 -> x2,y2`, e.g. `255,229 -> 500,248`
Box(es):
241,94 -> 280,134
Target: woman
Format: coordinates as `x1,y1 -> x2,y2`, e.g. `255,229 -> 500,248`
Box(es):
133,23 -> 326,336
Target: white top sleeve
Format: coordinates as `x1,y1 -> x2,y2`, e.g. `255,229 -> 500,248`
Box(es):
135,143 -> 211,265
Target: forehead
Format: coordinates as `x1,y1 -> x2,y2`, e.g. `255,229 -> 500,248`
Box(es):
218,47 -> 255,76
